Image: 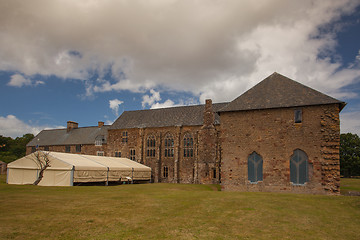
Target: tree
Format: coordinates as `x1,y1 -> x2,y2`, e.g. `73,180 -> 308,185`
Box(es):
340,133 -> 360,177
0,134 -> 34,163
33,151 -> 51,185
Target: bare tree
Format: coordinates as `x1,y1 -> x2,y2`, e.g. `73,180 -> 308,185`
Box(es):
33,151 -> 51,185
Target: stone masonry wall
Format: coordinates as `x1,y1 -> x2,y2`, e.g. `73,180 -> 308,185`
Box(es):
220,104 -> 341,195
26,144 -> 107,156
107,124 -> 221,184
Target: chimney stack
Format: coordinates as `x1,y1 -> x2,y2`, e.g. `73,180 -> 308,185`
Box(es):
67,121 -> 78,132
203,99 -> 215,128
98,121 -> 104,128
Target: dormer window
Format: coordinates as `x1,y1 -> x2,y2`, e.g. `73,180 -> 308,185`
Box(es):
95,135 -> 104,146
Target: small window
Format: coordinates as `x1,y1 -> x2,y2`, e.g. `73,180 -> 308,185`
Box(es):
115,151 -> 121,157
44,146 -> 49,151
76,145 -> 81,153
212,168 -> 217,179
248,152 -> 263,183
65,146 -> 70,153
163,166 -> 169,178
295,109 -> 302,123
31,147 -> 36,153
122,131 -> 128,143
290,149 -> 308,185
130,149 -> 135,161
97,151 -> 104,156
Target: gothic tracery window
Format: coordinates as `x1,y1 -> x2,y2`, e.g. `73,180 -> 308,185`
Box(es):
146,135 -> 156,157
164,134 -> 174,157
290,149 -> 308,185
248,152 -> 263,183
183,133 -> 194,158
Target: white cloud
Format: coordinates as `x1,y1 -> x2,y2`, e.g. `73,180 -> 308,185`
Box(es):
7,74 -> 32,87
0,1 -> 359,102
0,115 -> 62,138
7,74 -> 46,88
150,99 -> 179,109
356,50 -> 360,61
109,99 -> 124,116
142,89 -> 161,108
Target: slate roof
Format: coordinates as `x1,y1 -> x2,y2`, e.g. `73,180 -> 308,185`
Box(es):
27,125 -> 110,147
218,72 -> 346,113
110,103 -> 229,129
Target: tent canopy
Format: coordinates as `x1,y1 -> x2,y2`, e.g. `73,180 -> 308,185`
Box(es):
7,151 -> 151,186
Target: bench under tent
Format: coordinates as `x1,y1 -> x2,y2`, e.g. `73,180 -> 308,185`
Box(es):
7,151 -> 151,186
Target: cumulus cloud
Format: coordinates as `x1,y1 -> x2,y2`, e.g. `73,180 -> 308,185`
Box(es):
0,115 -> 62,138
142,89 -> 161,108
109,99 -> 124,116
0,0 -> 360,102
7,74 -> 45,87
151,99 -> 178,109
7,74 -> 32,87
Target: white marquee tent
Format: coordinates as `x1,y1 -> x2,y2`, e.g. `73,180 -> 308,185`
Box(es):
7,151 -> 151,186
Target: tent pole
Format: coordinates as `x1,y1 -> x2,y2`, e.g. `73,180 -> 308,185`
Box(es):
70,166 -> 74,186
106,167 -> 109,186
132,168 -> 134,184
6,168 -> 9,184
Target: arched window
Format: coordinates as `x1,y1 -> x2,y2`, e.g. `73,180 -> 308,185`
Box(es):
146,135 -> 156,157
164,134 -> 174,157
290,149 -> 308,185
183,133 -> 194,158
248,152 -> 263,183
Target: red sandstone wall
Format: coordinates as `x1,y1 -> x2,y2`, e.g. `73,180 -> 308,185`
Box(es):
220,104 -> 340,195
107,125 -> 221,184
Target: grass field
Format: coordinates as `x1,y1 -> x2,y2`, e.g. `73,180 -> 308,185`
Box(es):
0,175 -> 359,240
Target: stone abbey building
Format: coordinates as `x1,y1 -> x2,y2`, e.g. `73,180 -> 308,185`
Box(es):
27,73 -> 345,195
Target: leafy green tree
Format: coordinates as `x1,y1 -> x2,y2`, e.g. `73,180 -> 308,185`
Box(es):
0,134 -> 34,163
340,133 -> 360,177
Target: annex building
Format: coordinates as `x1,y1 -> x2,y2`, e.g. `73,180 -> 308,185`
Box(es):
27,73 -> 346,195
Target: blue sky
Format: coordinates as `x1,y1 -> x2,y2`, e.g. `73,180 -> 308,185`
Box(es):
0,0 -> 360,138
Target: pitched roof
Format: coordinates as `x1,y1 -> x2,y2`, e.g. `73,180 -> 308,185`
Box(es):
27,125 -> 110,147
110,103 -> 228,129
219,72 -> 346,113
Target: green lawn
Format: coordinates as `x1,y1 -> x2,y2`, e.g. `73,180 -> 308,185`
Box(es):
0,175 -> 359,240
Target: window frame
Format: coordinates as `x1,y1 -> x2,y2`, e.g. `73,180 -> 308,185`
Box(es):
294,109 -> 302,123
183,133 -> 194,158
163,166 -> 169,178
146,135 -> 156,157
97,151 -> 104,156
65,145 -> 70,153
290,149 -> 308,185
122,131 -> 128,143
248,152 -> 263,183
76,144 -> 81,153
130,149 -> 136,161
164,134 -> 174,158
